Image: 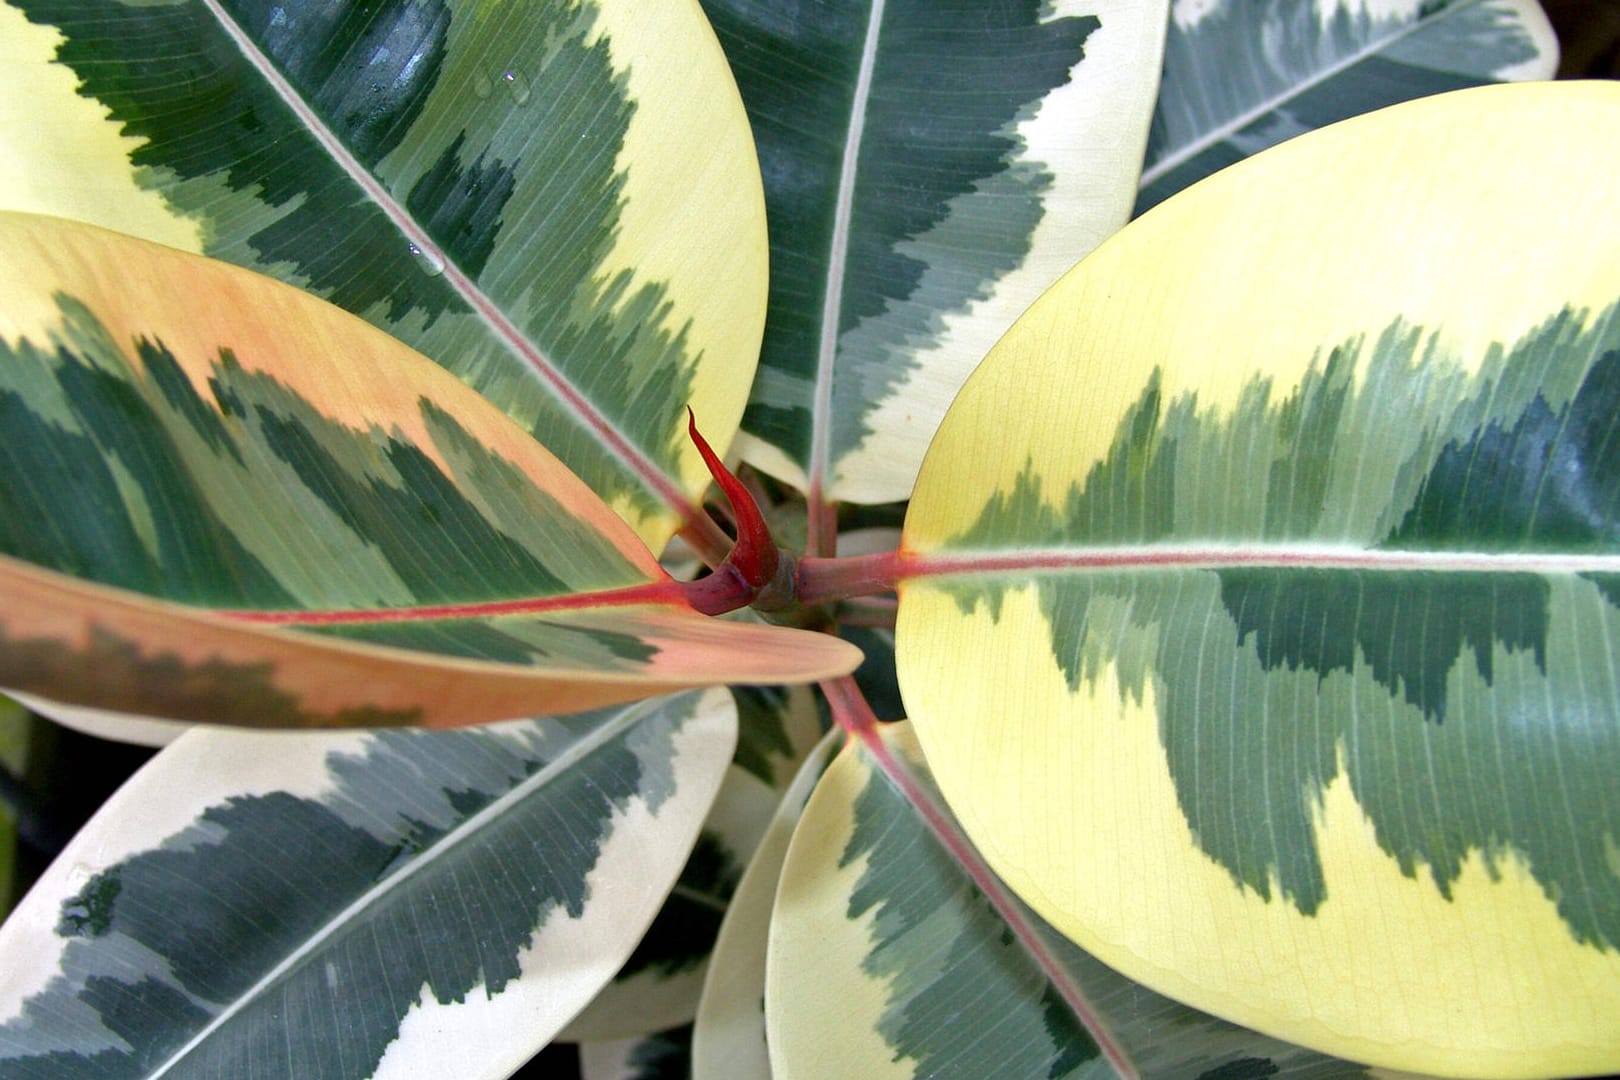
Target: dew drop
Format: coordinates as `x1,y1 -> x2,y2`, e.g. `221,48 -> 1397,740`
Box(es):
407,243 -> 445,277
473,74 -> 494,100
502,69 -> 531,106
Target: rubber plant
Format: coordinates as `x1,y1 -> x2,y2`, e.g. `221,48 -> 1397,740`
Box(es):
0,0 -> 1611,1078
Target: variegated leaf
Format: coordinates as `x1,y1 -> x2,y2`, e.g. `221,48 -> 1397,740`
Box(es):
897,83 -> 1620,1076
1137,0 -> 1557,215
561,685 -> 822,1041
689,728 -> 839,1080
0,213 -> 858,731
0,689 -> 734,1079
768,721 -> 1372,1078
708,0 -> 1169,523
0,0 -> 767,540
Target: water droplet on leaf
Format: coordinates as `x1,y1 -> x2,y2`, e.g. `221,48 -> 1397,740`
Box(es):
502,70 -> 531,106
474,74 -> 494,99
407,243 -> 445,277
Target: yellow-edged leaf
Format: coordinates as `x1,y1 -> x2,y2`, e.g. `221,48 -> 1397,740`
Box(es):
0,0 -> 767,543
897,83 -> 1620,1077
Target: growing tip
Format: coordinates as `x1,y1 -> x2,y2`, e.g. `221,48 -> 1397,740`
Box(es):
683,408 -> 787,613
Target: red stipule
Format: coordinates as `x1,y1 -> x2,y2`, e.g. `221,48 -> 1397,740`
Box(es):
680,408 -> 796,616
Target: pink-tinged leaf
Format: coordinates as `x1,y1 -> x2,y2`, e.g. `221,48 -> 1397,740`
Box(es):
0,213 -> 858,730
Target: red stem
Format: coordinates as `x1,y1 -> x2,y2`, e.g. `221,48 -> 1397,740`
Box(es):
806,488 -> 838,559
819,677 -> 1140,1080
795,550 -> 904,606
678,510 -> 735,568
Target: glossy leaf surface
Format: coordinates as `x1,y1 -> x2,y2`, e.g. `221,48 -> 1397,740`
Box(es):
0,689 -> 734,1079
898,84 -> 1620,1077
0,0 -> 767,539
707,0 -> 1168,513
689,729 -> 838,1080
1137,0 -> 1556,214
0,214 -> 858,729
562,686 -> 822,1041
768,722 -> 1370,1078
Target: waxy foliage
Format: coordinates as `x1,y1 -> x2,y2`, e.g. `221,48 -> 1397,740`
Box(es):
899,80 -> 1620,1078
0,0 -> 1608,1078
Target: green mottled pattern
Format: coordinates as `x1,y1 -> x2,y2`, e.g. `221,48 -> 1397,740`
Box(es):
13,0 -> 703,517
832,727 -> 1371,1078
939,301 -> 1620,944
704,0 -> 1095,480
0,693 -> 718,1078
1138,0 -> 1545,214
949,303 -> 1620,551
0,294 -> 656,663
730,685 -> 802,786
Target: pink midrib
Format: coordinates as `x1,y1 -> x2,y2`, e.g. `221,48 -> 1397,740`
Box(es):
211,544 -> 1620,629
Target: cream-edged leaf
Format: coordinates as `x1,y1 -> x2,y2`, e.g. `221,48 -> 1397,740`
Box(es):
767,722 -> 1373,1078
0,213 -> 858,731
689,728 -> 839,1080
561,686 -> 822,1042
709,0 -> 1169,519
0,690 -> 734,1078
1137,0 -> 1557,213
1,0 -> 767,541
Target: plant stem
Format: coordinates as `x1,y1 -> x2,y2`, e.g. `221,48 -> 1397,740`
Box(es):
679,562 -> 762,617
806,491 -> 838,559
795,550 -> 903,606
686,409 -> 778,587
678,508 -> 735,568
819,677 -> 1140,1080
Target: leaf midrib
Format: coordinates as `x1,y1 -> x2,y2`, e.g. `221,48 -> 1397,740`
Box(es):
898,544 -> 1620,582
845,716 -> 1139,1077
1139,0 -> 1496,188
145,698 -> 664,1078
807,0 -> 887,524
193,0 -> 692,517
